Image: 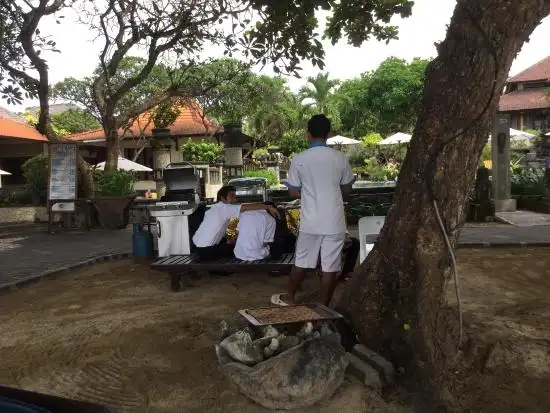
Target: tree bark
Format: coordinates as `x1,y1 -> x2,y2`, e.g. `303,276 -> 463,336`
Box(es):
337,0 -> 550,408
104,116 -> 120,171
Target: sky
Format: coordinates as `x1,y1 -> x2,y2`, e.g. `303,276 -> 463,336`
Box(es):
10,0 -> 550,111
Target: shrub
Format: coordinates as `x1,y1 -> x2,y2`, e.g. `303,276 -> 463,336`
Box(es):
180,139 -> 223,163
511,168 -> 545,196
21,154 -> 48,196
243,169 -> 279,187
93,169 -> 137,196
279,132 -> 308,156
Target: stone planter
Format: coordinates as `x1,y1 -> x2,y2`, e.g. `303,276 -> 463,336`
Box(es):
91,195 -> 136,230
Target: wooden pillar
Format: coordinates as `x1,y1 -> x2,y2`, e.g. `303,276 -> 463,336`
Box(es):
520,111 -> 524,130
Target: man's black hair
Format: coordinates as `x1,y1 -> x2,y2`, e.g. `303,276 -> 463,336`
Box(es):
217,185 -> 236,201
307,114 -> 331,139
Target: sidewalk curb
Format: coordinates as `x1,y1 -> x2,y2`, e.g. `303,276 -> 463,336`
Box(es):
457,241 -> 550,248
0,252 -> 132,294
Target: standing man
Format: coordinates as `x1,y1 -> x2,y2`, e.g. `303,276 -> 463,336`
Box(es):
276,114 -> 355,306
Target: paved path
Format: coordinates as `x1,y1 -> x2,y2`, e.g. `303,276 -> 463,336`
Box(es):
2,223 -> 550,290
350,224 -> 550,246
0,224 -> 131,289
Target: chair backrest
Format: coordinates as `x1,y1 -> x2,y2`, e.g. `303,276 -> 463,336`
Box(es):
358,216 -> 385,263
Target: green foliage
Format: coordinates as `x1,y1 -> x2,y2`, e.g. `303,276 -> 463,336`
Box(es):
479,144 -> 492,166
243,169 -> 279,187
511,168 -> 545,196
298,73 -> 341,129
279,132 -> 308,156
94,170 -> 137,197
24,112 -> 69,137
337,57 -> 430,136
252,148 -> 269,158
53,57 -> 173,123
180,139 -> 223,163
51,108 -> 101,134
245,76 -> 303,146
353,157 -> 400,181
152,101 -> 181,129
21,154 -> 48,196
362,132 -> 383,147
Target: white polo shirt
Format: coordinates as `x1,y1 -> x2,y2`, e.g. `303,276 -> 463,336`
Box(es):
286,143 -> 355,235
192,202 -> 241,247
234,210 -> 276,261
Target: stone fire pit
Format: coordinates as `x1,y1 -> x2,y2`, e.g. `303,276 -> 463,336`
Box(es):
215,321 -> 348,410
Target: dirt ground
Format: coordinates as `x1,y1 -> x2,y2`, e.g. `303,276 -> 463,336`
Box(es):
0,248 -> 549,413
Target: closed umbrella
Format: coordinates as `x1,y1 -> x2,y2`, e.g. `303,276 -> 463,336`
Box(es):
94,156 -> 152,172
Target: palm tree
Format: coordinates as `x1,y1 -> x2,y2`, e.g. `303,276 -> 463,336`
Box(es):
298,73 -> 340,114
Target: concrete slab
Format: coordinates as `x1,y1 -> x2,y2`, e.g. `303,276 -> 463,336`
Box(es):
496,211 -> 550,227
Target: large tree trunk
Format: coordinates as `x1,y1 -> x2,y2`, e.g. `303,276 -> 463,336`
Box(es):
104,116 -> 120,172
337,0 -> 550,407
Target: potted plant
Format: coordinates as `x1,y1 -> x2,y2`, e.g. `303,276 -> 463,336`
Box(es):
91,169 -> 137,230
21,154 -> 48,205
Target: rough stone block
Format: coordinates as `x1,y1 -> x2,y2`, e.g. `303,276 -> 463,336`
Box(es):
352,344 -> 395,383
345,353 -> 382,390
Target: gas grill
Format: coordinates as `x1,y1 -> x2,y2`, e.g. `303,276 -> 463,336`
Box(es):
147,163 -> 206,257
227,177 -> 268,203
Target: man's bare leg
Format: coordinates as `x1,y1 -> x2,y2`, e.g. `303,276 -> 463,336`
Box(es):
287,266 -> 308,304
319,272 -> 338,306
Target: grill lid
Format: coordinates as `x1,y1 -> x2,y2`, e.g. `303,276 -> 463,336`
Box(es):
163,162 -> 201,194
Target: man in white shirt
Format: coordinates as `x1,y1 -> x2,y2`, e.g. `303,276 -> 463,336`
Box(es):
282,114 -> 355,306
233,207 -> 277,261
192,185 -> 279,261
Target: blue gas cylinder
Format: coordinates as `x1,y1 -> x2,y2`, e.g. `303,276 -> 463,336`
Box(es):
132,224 -> 153,258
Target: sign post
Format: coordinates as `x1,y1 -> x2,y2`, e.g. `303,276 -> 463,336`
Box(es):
47,142 -> 78,233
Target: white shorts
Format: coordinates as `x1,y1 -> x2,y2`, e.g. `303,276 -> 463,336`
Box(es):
294,232 -> 346,273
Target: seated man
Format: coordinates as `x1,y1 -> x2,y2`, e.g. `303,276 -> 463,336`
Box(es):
233,204 -> 277,261
192,186 -> 279,261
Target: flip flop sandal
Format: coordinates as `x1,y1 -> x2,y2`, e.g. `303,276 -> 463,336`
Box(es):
270,293 -> 289,306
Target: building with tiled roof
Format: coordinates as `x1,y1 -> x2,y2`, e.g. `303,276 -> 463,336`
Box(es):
65,102 -> 223,174
68,102 -> 220,143
499,56 -> 550,131
0,113 -> 48,187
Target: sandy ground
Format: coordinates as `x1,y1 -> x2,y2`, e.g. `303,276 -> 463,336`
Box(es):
0,248 -> 549,413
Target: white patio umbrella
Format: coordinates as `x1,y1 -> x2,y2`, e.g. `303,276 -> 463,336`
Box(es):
327,135 -> 361,145
488,128 -> 536,144
378,132 -> 412,145
509,128 -> 535,141
0,169 -> 10,188
94,156 -> 152,172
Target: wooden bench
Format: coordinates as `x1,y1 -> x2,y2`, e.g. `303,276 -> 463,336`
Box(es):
151,252 -> 295,291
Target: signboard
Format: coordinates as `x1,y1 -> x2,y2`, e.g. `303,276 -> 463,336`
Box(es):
48,142 -> 78,212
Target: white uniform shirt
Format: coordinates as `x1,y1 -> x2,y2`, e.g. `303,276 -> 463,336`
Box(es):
192,202 -> 241,247
233,210 -> 276,261
286,144 -> 355,235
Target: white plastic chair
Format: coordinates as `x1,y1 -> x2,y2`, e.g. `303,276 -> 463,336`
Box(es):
358,216 -> 385,264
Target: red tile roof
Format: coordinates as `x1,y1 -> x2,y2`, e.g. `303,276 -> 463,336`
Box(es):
0,117 -> 48,142
509,56 -> 550,83
68,102 -> 219,142
499,89 -> 550,112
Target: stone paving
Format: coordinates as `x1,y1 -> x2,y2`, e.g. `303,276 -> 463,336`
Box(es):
2,222 -> 550,290
0,224 -> 131,289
